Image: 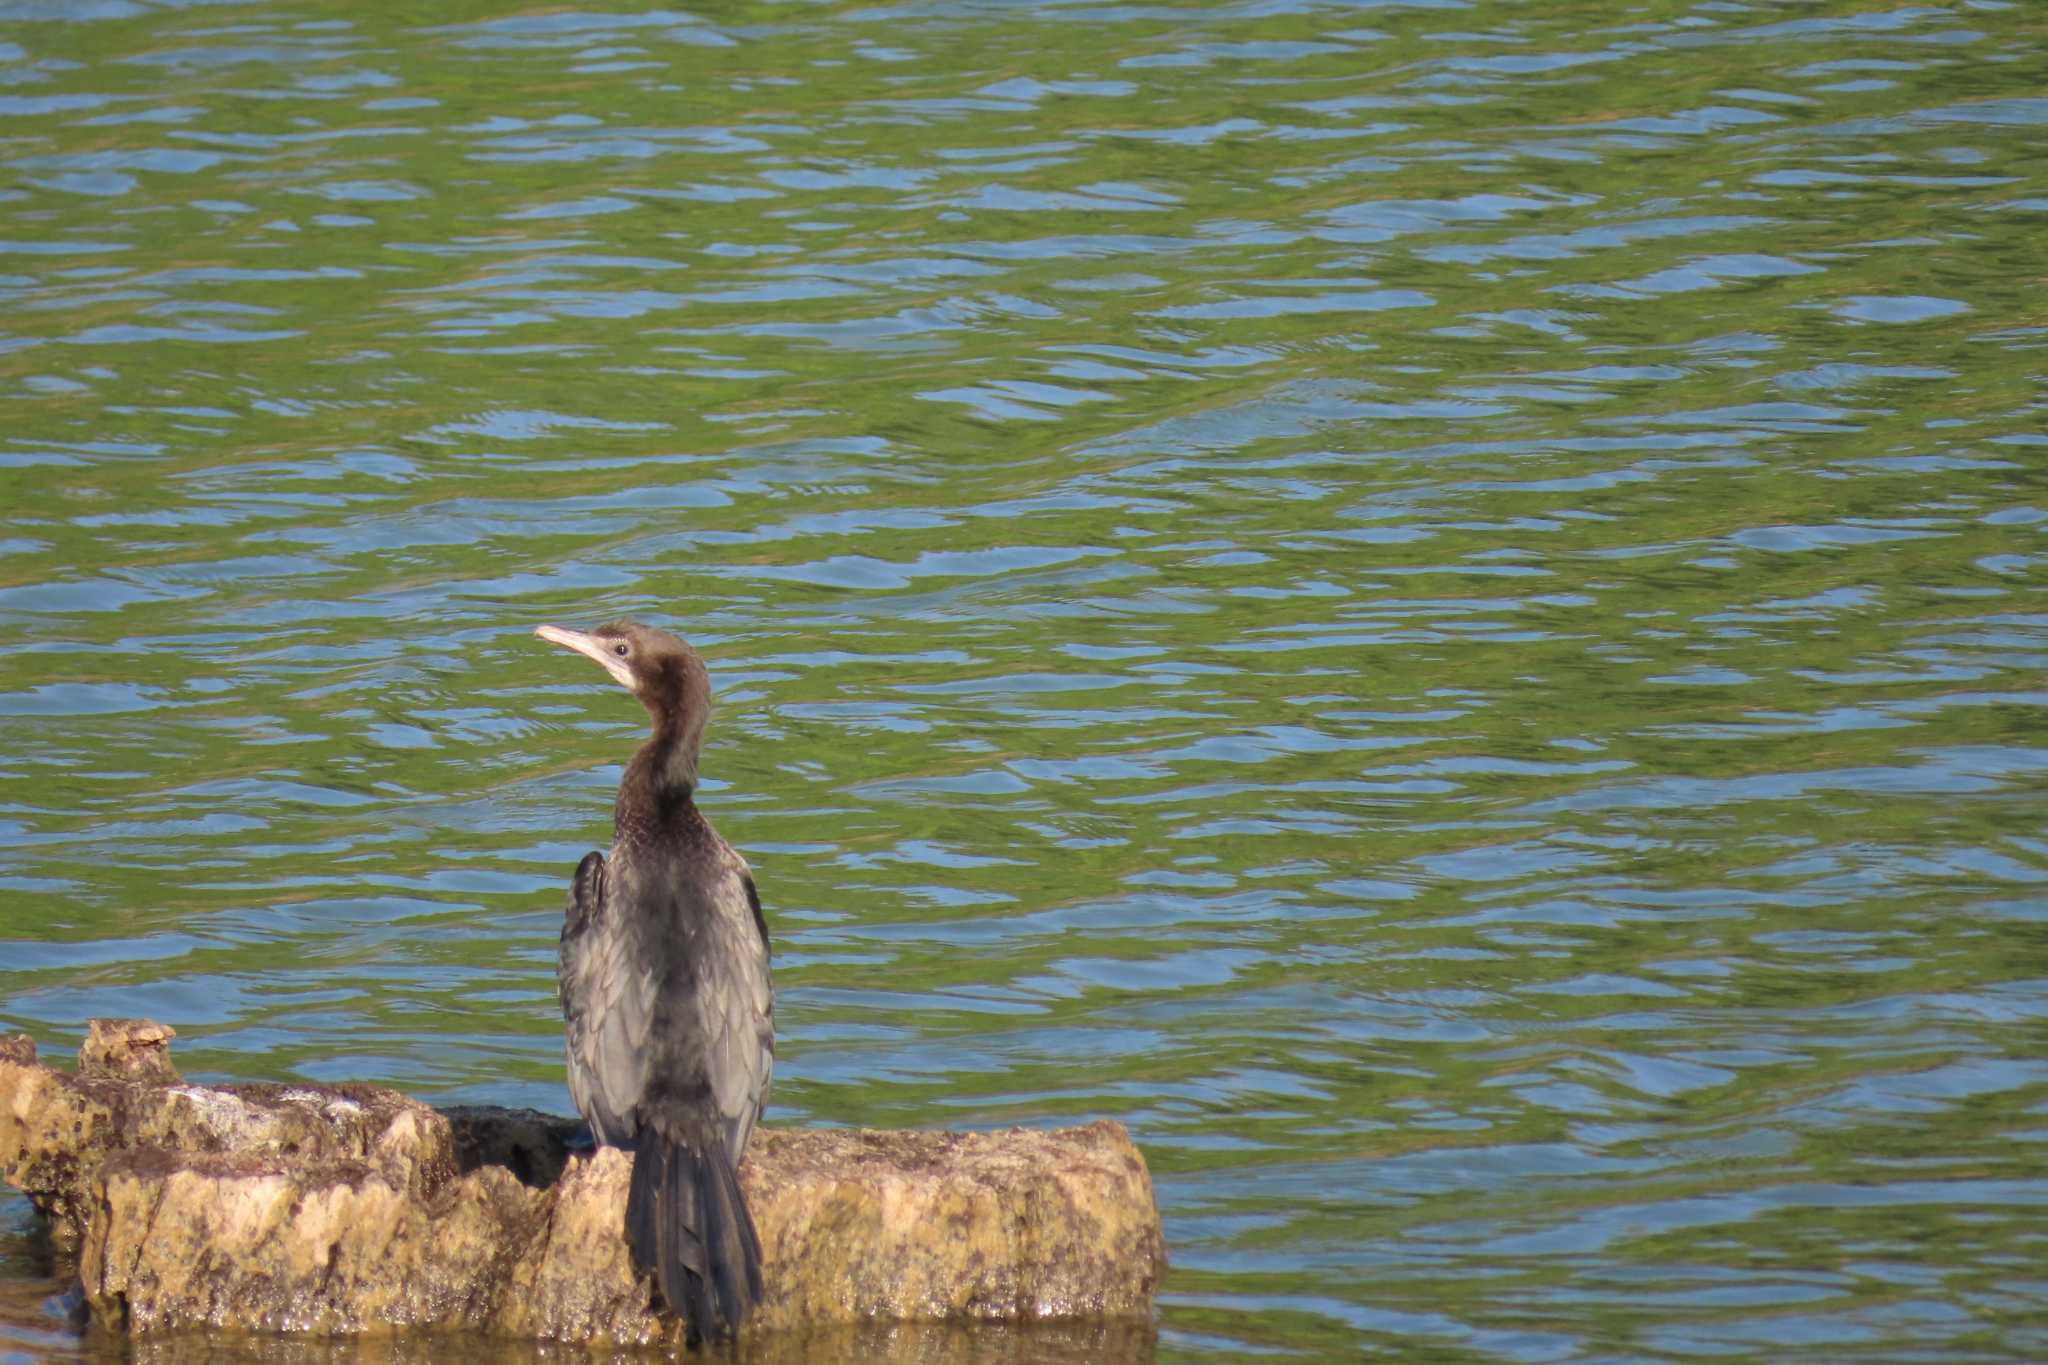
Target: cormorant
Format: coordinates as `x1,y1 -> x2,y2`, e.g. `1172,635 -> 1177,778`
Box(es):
534,620 -> 772,1342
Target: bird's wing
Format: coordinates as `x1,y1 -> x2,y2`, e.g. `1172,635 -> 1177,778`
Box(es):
559,849 -> 654,1145
638,854 -> 774,1164
711,866 -> 774,1159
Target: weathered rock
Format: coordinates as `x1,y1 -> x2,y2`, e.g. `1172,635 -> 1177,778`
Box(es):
748,1126 -> 1163,1323
3,1024 -> 1166,1344
1,1032 -> 456,1255
110,1317 -> 1161,1365
83,1149 -> 546,1336
78,1019 -> 179,1084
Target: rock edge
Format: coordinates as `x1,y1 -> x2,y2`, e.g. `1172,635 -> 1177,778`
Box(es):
1,1022 -> 1166,1343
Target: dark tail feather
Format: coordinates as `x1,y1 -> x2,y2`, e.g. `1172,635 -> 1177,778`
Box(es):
625,1130 -> 763,1342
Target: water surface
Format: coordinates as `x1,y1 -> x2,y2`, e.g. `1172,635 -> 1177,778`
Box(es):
3,0 -> 2046,1360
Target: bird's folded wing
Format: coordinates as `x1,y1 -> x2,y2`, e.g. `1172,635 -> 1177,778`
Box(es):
560,850 -> 655,1145
698,864 -> 775,1161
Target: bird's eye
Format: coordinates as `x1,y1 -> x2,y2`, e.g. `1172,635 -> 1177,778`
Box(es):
613,642 -> 629,657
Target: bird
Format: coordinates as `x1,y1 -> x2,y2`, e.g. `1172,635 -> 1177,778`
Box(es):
533,619 -> 773,1342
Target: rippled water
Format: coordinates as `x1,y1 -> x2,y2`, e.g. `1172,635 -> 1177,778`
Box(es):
3,0 -> 2046,1360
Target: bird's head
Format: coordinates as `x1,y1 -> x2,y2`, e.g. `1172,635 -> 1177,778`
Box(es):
534,620 -> 713,773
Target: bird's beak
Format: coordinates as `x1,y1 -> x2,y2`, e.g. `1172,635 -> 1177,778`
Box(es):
535,624 -> 637,692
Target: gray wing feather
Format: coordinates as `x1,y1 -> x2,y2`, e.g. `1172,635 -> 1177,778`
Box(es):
697,859 -> 774,1161
560,850 -> 654,1145
561,844 -> 773,1158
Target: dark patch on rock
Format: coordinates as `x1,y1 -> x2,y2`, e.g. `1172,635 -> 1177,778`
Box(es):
441,1105 -> 581,1188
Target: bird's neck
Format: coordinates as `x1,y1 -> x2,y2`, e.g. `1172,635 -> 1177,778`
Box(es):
616,714 -> 700,831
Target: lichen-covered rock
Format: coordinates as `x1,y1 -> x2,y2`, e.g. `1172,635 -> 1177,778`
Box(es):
78,1020 -> 179,1084
3,1023 -> 1167,1343
110,1317 -> 1160,1365
747,1125 -> 1166,1324
80,1125 -> 1165,1342
1,1031 -> 455,1252
83,1150 -> 542,1335
495,1146 -> 661,1342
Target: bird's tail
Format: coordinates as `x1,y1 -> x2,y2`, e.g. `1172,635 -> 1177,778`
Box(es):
625,1126 -> 764,1342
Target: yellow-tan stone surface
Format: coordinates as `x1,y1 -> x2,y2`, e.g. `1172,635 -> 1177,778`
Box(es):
2,1023 -> 1166,1344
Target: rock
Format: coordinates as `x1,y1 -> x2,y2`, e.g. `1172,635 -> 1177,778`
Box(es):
747,1126 -> 1165,1323
1,1032 -> 456,1255
110,1317 -> 1159,1365
78,1020 -> 178,1084
82,1149 -> 546,1336
2,1023 -> 1166,1343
